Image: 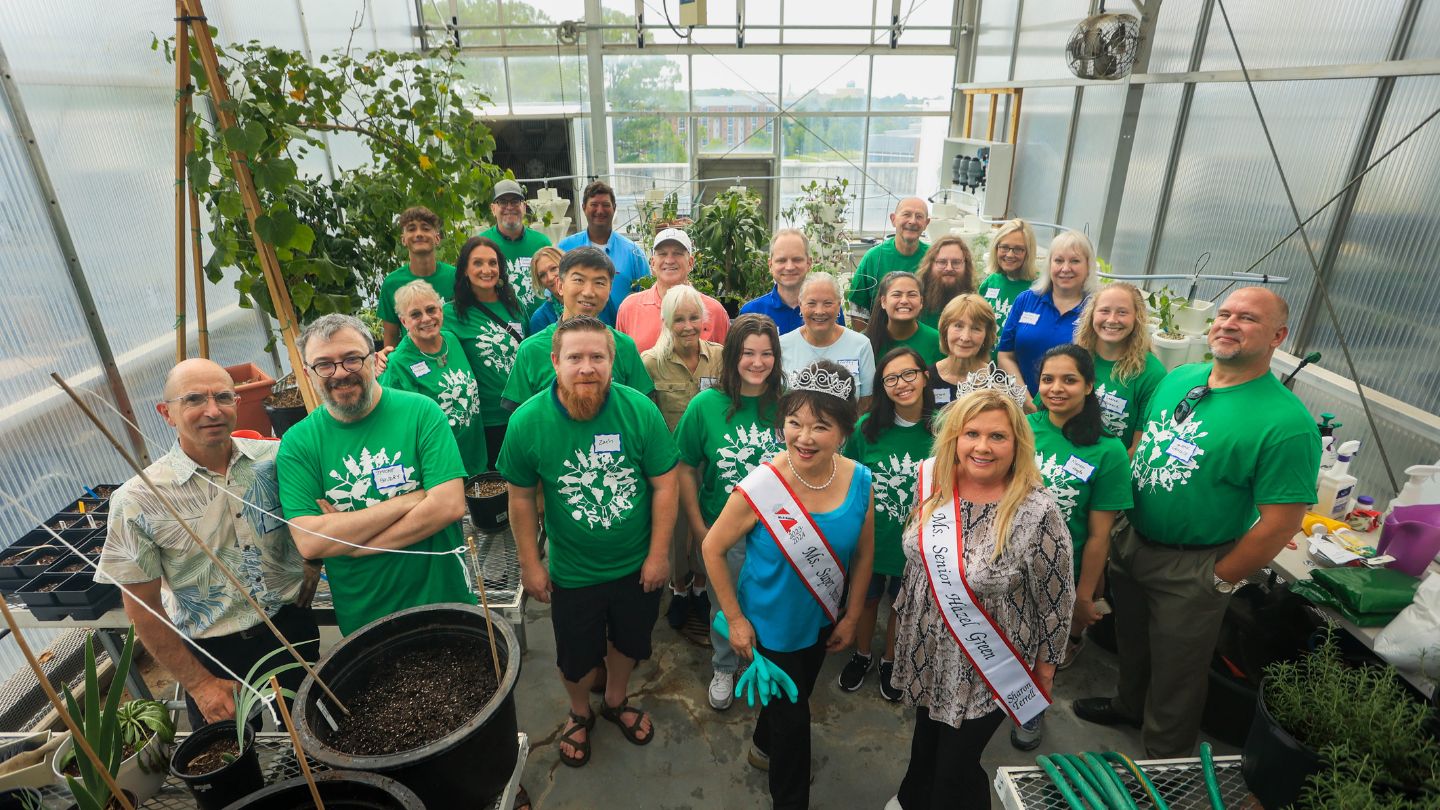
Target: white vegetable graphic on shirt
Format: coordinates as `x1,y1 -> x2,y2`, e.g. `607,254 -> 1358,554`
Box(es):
472,321 -> 518,374
326,448 -> 420,509
1131,412 -> 1208,493
873,452 -> 921,522
437,368 -> 481,427
1036,452 -> 1080,524
715,423 -> 784,493
511,260 -> 537,309
557,449 -> 639,529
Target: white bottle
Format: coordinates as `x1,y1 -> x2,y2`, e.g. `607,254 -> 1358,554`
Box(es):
1316,440 -> 1361,520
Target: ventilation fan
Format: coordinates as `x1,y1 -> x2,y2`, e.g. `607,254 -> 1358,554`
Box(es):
1066,10 -> 1140,80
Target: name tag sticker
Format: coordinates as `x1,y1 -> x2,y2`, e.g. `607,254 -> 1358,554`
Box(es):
1166,439 -> 1198,463
1101,392 -> 1128,413
372,464 -> 408,491
838,359 -> 860,376
516,257 -> 531,272
1063,455 -> 1095,482
984,288 -> 1000,299
408,360 -> 432,377
934,388 -> 952,404
1018,312 -> 1041,325
699,377 -> 718,391
592,433 -> 622,454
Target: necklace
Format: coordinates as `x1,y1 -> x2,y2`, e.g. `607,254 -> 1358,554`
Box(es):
416,342 -> 449,367
786,452 -> 836,490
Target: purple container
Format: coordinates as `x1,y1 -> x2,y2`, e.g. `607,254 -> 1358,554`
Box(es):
1377,504 -> 1440,577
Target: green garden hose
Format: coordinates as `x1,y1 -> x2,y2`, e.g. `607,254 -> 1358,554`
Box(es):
1104,751 -> 1170,810
1054,753 -> 1108,810
1199,742 -> 1225,810
1081,752 -> 1137,810
1063,752 -> 1118,807
1036,754 -> 1093,809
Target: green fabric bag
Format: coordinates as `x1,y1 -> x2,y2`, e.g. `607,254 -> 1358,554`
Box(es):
1291,567 -> 1421,626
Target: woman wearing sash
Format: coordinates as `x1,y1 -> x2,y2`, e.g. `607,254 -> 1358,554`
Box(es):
703,360 -> 875,810
887,388 -> 1072,810
675,315 -> 786,708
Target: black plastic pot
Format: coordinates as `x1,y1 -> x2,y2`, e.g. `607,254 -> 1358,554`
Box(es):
1201,657 -> 1257,747
61,788 -> 135,810
465,473 -> 509,532
17,572 -> 70,609
45,512 -> 105,533
1241,679 -> 1323,809
219,770 -> 425,810
171,721 -> 264,810
264,403 -> 308,439
0,788 -> 41,810
294,603 -> 521,809
54,573 -> 121,618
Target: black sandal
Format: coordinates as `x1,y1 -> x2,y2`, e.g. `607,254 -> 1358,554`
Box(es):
559,709 -> 595,767
599,698 -> 654,746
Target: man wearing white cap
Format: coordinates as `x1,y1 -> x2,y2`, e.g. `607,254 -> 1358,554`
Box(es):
479,178 -> 553,317
614,228 -> 731,353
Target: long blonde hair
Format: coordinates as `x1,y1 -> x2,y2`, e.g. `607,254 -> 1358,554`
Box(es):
653,284 -> 706,361
1074,282 -> 1153,384
987,218 -> 1038,282
914,389 -> 1042,561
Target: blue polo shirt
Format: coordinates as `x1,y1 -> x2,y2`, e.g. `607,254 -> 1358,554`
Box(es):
997,289 -> 1088,394
527,295 -> 619,330
739,286 -> 846,335
557,230 -> 650,314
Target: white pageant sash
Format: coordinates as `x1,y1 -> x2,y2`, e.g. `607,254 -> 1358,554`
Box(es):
737,462 -> 845,622
916,458 -> 1050,725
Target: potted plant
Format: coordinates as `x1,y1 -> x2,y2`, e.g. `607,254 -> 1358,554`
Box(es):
691,188 -> 772,313
263,373 -> 308,439
219,770 -> 424,810
465,473 -> 509,533
1147,288 -> 1191,371
1174,296 -> 1216,335
634,191 -> 690,254
1243,630 -> 1440,809
56,696 -> 176,805
52,629 -> 139,810
781,178 -> 855,277
170,646 -> 305,810
224,363 -> 277,437
293,603 -> 521,810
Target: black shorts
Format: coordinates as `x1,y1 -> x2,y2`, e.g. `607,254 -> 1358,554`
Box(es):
550,570 -> 662,682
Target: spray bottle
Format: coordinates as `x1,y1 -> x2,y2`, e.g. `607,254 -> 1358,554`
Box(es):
1316,413 -> 1341,474
1315,439 -> 1362,520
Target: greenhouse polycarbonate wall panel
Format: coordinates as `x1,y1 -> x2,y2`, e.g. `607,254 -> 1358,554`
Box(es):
1059,85 -> 1125,237
973,0 -> 1018,82
1106,84 -> 1183,274
1151,79 -> 1375,348
1143,1 -> 1206,74
1408,0 -> 1440,60
1302,76 -> 1440,414
0,2 -> 174,85
1008,87 -> 1073,224
1201,0 -> 1404,71
300,0 -> 418,52
1012,0 -> 1081,80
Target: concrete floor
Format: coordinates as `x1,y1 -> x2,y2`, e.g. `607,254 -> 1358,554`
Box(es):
511,600 -> 1239,809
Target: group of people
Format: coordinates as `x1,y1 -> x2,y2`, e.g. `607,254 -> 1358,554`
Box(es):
94,181 -> 1320,810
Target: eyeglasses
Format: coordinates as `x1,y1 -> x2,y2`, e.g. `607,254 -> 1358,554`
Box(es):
403,305 -> 442,320
494,198 -> 524,208
1173,385 -> 1211,425
996,245 -> 1027,255
882,368 -> 924,388
308,353 -> 373,378
166,391 -> 240,409
933,259 -> 969,269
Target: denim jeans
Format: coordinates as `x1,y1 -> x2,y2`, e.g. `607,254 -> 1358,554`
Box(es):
706,541 -> 747,673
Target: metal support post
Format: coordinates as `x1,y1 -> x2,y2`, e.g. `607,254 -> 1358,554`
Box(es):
1096,0 -> 1162,260
583,0 -> 611,180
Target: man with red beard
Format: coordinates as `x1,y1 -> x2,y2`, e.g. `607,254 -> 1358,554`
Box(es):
915,234 -> 978,330
499,316 -> 680,768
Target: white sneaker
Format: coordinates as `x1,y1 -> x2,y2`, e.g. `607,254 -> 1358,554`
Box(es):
708,670 -> 735,711
884,796 -> 903,810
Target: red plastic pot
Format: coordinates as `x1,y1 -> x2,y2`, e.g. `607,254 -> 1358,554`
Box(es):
226,363 -> 277,437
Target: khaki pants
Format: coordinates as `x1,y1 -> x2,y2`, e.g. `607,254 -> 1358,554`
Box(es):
669,513 -> 704,588
1108,527 -> 1233,758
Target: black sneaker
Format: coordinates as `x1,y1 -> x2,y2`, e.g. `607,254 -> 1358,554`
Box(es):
878,660 -> 902,702
666,591 -> 690,629
837,652 -> 873,692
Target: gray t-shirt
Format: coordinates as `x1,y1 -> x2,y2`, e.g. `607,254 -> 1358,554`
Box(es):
778,327 -> 876,398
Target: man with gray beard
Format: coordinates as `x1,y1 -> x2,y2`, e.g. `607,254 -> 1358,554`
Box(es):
276,313 -> 475,635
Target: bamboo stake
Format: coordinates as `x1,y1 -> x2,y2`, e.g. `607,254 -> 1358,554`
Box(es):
173,1 -> 189,364
465,533 -> 504,681
271,676 -> 325,810
180,0 -> 317,411
0,604 -> 135,810
51,373 -> 349,715
187,156 -> 209,357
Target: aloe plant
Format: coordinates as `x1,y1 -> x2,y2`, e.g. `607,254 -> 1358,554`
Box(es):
60,628 -> 136,810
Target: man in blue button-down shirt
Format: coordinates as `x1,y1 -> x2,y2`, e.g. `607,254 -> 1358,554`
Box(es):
558,180 -> 650,323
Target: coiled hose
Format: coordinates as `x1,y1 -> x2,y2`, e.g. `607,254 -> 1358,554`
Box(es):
1035,743 -> 1226,809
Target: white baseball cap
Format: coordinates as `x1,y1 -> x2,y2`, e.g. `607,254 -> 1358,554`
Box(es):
653,228 -> 694,253
493,179 -> 525,201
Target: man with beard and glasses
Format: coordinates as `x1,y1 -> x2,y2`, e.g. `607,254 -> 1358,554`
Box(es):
499,316 -> 680,768
847,197 -> 930,330
479,179 -> 552,318
915,234 -> 978,330
378,206 -> 457,349
276,314 -> 475,635
558,180 -> 650,321
501,246 -> 655,411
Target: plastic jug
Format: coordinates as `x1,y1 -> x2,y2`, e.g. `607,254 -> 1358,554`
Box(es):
1377,503 -> 1440,577
1389,462 -> 1440,513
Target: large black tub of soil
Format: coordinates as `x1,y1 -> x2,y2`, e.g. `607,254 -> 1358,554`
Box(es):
293,603 -> 519,809
220,770 -> 424,810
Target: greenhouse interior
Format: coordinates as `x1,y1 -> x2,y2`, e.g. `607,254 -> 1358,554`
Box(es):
0,0 -> 1438,808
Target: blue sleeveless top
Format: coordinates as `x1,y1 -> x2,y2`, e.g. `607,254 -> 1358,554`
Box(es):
738,463 -> 872,653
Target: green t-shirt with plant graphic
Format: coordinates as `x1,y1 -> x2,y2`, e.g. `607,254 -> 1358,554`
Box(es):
844,414 -> 933,577
674,389 -> 785,526
977,272 -> 1033,359
443,300 -> 528,428
378,332 -> 488,476
276,388 -> 475,635
875,323 -> 945,367
500,322 -> 654,409
479,226 -> 552,316
847,238 -> 928,315
497,383 -> 680,588
1092,353 -> 1168,444
1129,364 -> 1320,548
1027,412 -> 1132,575
377,262 -> 458,329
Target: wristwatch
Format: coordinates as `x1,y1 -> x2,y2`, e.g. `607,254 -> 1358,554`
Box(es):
1213,573 -> 1244,594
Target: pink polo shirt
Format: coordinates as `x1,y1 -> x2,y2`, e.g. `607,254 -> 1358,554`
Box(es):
615,284 -> 731,352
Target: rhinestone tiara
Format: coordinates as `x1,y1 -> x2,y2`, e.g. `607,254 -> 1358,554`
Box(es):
953,362 -> 1029,410
789,365 -> 855,400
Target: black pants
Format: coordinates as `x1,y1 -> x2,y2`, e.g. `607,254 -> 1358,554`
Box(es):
484,423 -> 508,471
753,627 -> 831,810
184,604 -> 321,729
897,706 -> 1006,810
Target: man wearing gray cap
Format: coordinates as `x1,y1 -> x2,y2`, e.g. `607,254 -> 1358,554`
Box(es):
615,228 -> 731,353
479,178 -> 554,317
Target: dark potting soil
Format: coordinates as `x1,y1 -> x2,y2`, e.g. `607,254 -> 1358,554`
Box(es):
467,479 -> 506,498
36,582 -> 62,593
59,563 -> 86,573
266,387 -> 304,408
182,737 -> 241,776
1,554 -> 27,566
326,643 -> 498,756
29,554 -> 59,566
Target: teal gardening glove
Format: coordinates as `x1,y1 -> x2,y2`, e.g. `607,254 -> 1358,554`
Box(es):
712,612 -> 800,706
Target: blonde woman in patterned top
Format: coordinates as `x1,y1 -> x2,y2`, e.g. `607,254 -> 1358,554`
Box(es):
886,388 -> 1072,810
